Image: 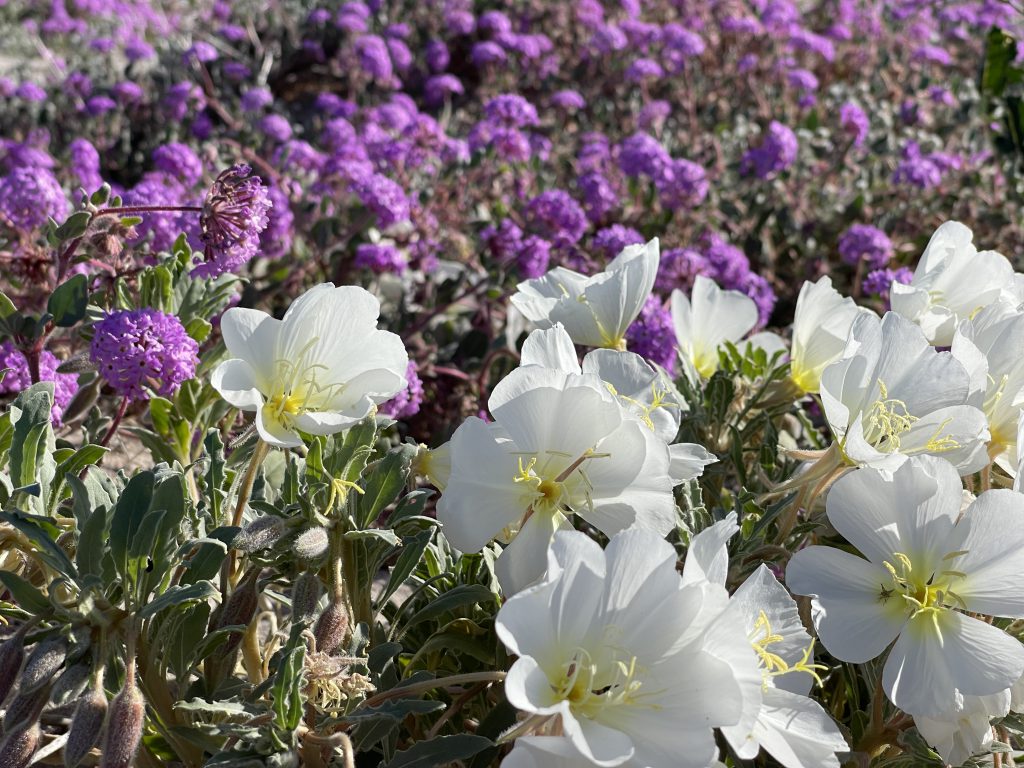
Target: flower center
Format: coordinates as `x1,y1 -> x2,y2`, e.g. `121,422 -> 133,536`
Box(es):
879,551 -> 968,625
552,647 -> 644,718
512,449 -> 608,517
748,610 -> 825,690
860,379 -> 960,456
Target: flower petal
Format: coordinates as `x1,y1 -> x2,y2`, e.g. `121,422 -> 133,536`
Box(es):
752,687 -> 849,768
211,358 -> 265,411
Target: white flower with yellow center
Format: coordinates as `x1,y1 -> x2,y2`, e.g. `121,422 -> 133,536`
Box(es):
509,239 -> 659,351
787,456 -> 1024,717
819,311 -> 989,474
951,299 -> 1024,471
914,690 -> 1011,767
890,221 -> 1014,346
211,283 -> 408,448
496,529 -> 758,768
436,360 -> 676,595
789,276 -> 875,395
681,516 -> 849,768
671,275 -> 758,380
520,325 -> 715,483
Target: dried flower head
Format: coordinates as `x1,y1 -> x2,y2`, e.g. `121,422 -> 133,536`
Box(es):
195,164 -> 272,278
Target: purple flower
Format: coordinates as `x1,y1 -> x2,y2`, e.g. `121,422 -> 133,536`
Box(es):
426,40 -> 450,72
164,82 -> 205,122
260,185 -> 293,259
592,225 -> 644,260
471,41 -> 507,66
0,166 -> 68,230
425,75 -> 464,106
241,87 -> 273,112
654,159 -> 709,210
0,342 -> 79,425
552,90 -> 586,111
445,10 -> 476,35
787,28 -> 836,61
625,58 -> 664,82
577,171 -> 619,222
484,94 -> 539,128
786,68 -> 818,93
112,81 -> 144,104
90,308 -> 198,400
351,173 -> 410,229
516,235 -> 552,278
741,121 -> 798,180
662,23 -> 705,56
315,93 -> 357,118
259,114 -> 293,143
468,122 -> 531,162
838,224 -> 893,268
525,189 -> 588,244
153,142 -> 204,188
482,219 -> 524,263
85,96 -> 117,116
195,164 -> 273,278
839,102 -> 869,147
893,142 -> 943,189
69,138 -> 102,192
354,242 -> 406,274
15,83 -> 48,102
387,38 -> 413,73
913,44 -> 952,66
739,272 -> 776,328
125,36 -> 156,62
378,361 -> 423,419
184,41 -> 219,63
655,247 -> 709,294
703,232 -> 750,289
863,266 -> 913,307
624,296 -> 676,372
617,132 -> 670,178
591,24 -> 628,53
126,172 -> 197,254
479,10 -> 513,36
355,35 -> 394,81
638,100 -> 671,131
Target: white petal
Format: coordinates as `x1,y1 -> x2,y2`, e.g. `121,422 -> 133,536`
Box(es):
293,411 -> 362,436
520,325 -> 582,373
563,715 -> 635,767
219,306 -> 280,386
504,655 -> 563,715
211,358 -> 265,411
682,512 -> 738,588
495,509 -> 573,596
668,442 -> 716,483
753,687 -> 849,768
255,406 -> 303,449
786,546 -> 907,663
501,738 -> 603,768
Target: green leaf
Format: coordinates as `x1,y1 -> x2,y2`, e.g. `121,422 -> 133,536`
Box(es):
47,274 -> 89,327
9,383 -> 56,508
982,28 -> 1021,97
271,642 -> 306,730
398,584 -> 496,639
49,444 -> 107,514
358,444 -> 416,527
344,528 -> 401,547
376,527 -> 435,610
138,580 -> 219,619
0,291 -> 16,320
185,317 -> 212,343
55,211 -> 92,241
0,511 -> 76,578
0,570 -> 51,613
383,735 -> 492,768
109,470 -> 156,585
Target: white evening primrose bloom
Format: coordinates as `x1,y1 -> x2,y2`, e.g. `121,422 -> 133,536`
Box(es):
890,221 -> 1014,346
682,517 -> 849,768
509,238 -> 659,350
671,275 -> 758,380
951,300 -> 1024,470
521,325 -> 715,482
914,690 -> 1011,767
786,456 -> 1024,717
502,737 -> 602,768
789,276 -> 875,395
819,311 -> 989,474
211,283 -> 408,448
496,528 -> 758,768
436,361 -> 675,594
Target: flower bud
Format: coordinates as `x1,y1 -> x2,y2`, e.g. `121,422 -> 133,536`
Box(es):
65,681 -> 107,768
3,683 -> 50,731
293,526 -> 329,560
211,569 -> 261,654
313,598 -> 349,656
233,515 -> 287,553
0,632 -> 26,705
21,637 -> 68,692
291,572 -> 322,622
0,722 -> 40,768
99,674 -> 144,768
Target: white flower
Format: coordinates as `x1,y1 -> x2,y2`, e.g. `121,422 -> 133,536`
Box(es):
212,284 -> 408,448
671,275 -> 758,379
509,239 -> 659,350
914,691 -> 1010,767
789,276 -> 874,395
951,299 -> 1024,470
682,516 -> 849,768
787,455 -> 1024,717
496,528 -> 758,768
502,737 -> 602,768
819,311 -> 989,473
520,325 -> 716,483
890,221 -> 1014,346
436,361 -> 675,594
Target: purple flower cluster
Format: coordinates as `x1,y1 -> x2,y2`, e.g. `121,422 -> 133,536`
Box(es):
863,266 -> 914,308
838,224 -> 893,268
196,164 -> 273,278
624,296 -> 677,372
0,166 -> 68,230
378,361 -> 424,420
741,122 -> 799,180
89,308 -> 199,400
354,243 -> 406,274
0,342 -> 79,425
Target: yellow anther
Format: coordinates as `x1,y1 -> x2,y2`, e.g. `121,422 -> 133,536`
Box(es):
864,379 -> 918,453
750,611 -> 827,690
923,417 -> 961,454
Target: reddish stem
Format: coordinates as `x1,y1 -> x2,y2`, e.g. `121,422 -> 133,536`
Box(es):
99,397 -> 130,447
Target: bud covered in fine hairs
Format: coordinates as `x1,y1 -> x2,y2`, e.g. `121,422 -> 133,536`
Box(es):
0,722 -> 40,768
293,526 -> 329,560
3,683 -> 51,731
211,569 -> 261,654
21,637 -> 68,692
292,572 -> 322,622
232,515 -> 287,553
50,663 -> 92,707
99,671 -> 144,768
65,678 -> 107,768
313,598 -> 349,656
0,632 -> 25,705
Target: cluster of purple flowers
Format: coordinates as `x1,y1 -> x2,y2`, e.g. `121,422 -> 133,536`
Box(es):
89,309 -> 199,401
0,342 -> 79,425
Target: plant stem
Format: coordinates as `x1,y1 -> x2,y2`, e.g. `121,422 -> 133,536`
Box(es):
361,671 -> 507,708
223,440 -> 271,589
99,397 -> 130,447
